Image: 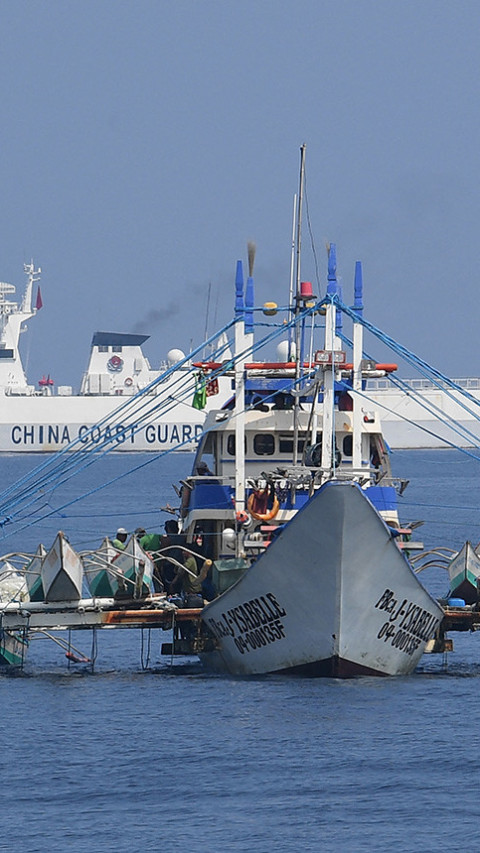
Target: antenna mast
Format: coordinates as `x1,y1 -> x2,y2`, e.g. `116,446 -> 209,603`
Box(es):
293,143 -> 306,465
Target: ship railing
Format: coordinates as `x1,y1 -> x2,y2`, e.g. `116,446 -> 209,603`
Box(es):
366,376 -> 480,391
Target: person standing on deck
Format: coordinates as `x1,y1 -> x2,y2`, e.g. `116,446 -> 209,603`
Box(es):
140,520 -> 185,593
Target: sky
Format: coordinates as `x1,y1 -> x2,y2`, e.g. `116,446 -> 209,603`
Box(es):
1,0 -> 479,386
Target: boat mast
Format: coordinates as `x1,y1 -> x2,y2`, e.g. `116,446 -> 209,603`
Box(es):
288,193 -> 297,360
352,261 -> 364,473
321,244 -> 340,476
293,143 -> 306,466
234,259 -> 247,530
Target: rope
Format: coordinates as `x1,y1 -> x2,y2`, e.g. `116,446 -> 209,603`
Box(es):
0,306 -> 316,538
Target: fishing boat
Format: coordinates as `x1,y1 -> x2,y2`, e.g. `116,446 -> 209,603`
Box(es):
447,541 -> 480,604
170,184 -> 444,676
0,263 -> 231,453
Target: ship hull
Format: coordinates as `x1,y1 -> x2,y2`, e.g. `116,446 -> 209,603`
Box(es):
0,630 -> 28,667
3,384 -> 480,452
368,386 -> 480,449
200,482 -> 444,678
0,396 -> 209,452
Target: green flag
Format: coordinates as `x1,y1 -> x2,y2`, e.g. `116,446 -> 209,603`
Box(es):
192,375 -> 207,410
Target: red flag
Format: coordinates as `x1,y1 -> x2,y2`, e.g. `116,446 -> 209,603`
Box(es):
35,286 -> 43,310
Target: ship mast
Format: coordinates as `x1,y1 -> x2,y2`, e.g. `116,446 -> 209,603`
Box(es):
292,143 -> 306,466
234,260 -> 247,530
21,262 -> 41,315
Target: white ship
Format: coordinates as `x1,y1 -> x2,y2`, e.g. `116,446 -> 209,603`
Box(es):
366,376 -> 480,449
0,263 -> 232,453
2,263 -> 478,453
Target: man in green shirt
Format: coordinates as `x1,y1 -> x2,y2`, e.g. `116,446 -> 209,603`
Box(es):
174,551 -> 213,598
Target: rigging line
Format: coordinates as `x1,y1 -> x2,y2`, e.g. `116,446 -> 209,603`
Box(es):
0,312 -> 316,530
0,357 -> 225,506
383,373 -> 480,447
338,333 -> 480,442
336,330 -> 480,449
4,312 -> 310,520
17,303 -> 319,505
4,437 -> 196,538
0,402 -> 203,524
33,313 -> 295,498
0,318 -> 238,505
11,323 -> 237,491
0,325 -> 238,509
339,376 -> 480,459
303,162 -> 321,292
4,303 -> 312,514
0,324 -> 255,511
3,321 -> 318,533
335,296 -> 480,411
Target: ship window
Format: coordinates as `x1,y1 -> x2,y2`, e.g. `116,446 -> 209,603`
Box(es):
279,435 -> 306,454
226,435 -> 247,455
253,434 -> 275,455
112,345 -> 123,353
98,345 -> 109,353
343,435 -> 353,457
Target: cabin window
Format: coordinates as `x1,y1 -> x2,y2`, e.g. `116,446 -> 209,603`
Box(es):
253,434 -> 275,455
342,435 -> 353,457
112,345 -> 123,353
226,435 -> 247,455
279,435 -> 306,454
98,345 -> 109,353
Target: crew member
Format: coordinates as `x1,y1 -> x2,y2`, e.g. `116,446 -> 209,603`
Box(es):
112,527 -> 128,550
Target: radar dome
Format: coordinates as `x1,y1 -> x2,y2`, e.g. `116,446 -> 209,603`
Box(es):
276,340 -> 296,362
167,348 -> 185,366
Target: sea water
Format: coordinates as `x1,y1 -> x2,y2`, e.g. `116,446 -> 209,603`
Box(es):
0,450 -> 479,852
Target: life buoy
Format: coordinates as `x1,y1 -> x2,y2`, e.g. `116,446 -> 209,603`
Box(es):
247,491 -> 280,521
124,377 -> 133,387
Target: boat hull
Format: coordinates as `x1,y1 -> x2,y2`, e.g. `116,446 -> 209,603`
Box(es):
0,629 -> 28,667
448,542 -> 480,604
200,482 -> 444,677
83,538 -> 119,598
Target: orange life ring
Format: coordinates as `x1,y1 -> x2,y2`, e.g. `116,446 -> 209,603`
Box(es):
247,492 -> 280,522
124,377 -> 133,387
